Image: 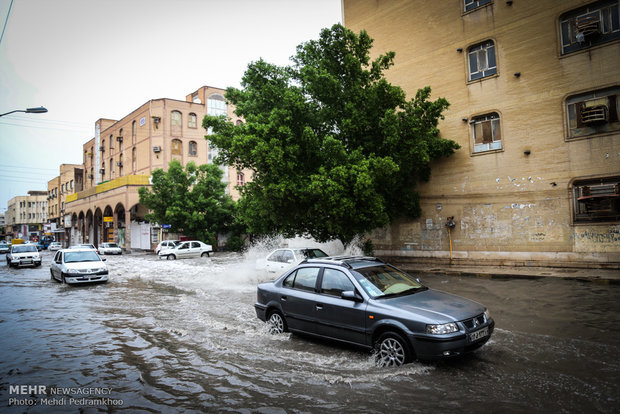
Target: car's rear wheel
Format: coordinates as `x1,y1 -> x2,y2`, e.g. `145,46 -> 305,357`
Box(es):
167,254 -> 176,260
374,332 -> 413,367
201,252 -> 210,257
267,310 -> 287,334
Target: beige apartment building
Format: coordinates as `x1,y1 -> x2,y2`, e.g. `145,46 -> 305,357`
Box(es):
47,164 -> 83,246
5,191 -> 48,240
343,0 -> 620,268
65,86 -> 246,250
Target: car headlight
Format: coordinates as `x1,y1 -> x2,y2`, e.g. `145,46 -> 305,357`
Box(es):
484,309 -> 491,322
67,269 -> 81,274
426,322 -> 459,335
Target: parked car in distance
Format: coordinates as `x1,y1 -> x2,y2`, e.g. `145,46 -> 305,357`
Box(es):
255,256 -> 494,367
48,242 -> 62,251
257,247 -> 329,277
158,240 -> 212,260
0,241 -> 10,254
50,249 -> 108,285
98,242 -> 122,255
155,240 -> 180,255
69,243 -> 97,251
6,244 -> 42,267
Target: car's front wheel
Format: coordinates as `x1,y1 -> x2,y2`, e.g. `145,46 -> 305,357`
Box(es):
201,251 -> 210,257
267,310 -> 287,334
166,254 -> 176,260
374,332 -> 413,367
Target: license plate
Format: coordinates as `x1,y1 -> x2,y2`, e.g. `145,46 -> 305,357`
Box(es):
469,327 -> 489,342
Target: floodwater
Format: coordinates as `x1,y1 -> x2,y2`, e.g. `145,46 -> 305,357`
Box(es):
0,250 -> 618,413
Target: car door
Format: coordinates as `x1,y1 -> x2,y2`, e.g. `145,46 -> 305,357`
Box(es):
51,251 -> 62,280
279,267 -> 321,334
176,242 -> 190,258
315,268 -> 367,345
190,241 -> 201,257
265,250 -> 284,275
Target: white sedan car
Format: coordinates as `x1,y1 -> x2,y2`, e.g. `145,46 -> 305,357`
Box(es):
158,240 -> 213,260
98,242 -> 122,255
48,242 -> 62,251
50,249 -> 109,285
257,247 -> 328,277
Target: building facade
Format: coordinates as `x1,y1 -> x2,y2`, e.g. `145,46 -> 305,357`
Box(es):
65,86 -> 247,250
343,0 -> 620,268
47,164 -> 83,246
5,191 -> 48,240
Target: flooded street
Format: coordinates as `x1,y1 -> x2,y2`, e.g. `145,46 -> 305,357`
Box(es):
1,251 -> 619,413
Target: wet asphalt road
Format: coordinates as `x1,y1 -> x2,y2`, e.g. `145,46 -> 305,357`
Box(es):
0,251 -> 618,413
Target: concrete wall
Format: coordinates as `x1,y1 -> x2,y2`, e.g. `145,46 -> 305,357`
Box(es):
344,0 -> 620,267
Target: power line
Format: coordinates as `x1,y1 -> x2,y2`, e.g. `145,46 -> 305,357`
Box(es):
0,0 -> 14,46
0,164 -> 58,172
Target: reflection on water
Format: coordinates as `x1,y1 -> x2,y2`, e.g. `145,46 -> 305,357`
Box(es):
0,251 -> 618,413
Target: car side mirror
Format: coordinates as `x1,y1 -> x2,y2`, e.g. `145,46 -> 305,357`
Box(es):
287,259 -> 294,264
101,258 -> 106,261
341,290 -> 363,302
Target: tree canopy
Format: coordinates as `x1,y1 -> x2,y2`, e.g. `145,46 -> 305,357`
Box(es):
203,23 -> 459,245
138,160 -> 235,245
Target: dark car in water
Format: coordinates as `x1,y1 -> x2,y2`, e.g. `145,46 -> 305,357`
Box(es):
255,256 -> 494,366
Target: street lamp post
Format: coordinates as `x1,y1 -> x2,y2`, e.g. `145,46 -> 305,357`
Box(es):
0,106 -> 48,117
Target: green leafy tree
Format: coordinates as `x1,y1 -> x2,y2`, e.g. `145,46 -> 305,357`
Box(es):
138,160 -> 235,245
203,24 -> 459,245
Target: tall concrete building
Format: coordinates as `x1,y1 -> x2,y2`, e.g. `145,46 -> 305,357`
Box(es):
5,191 -> 48,240
47,164 -> 83,246
343,0 -> 620,268
65,86 -> 246,250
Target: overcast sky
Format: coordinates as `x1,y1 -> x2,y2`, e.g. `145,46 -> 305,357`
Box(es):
0,0 -> 342,212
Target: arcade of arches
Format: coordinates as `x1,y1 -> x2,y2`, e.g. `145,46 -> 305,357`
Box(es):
67,203 -> 153,250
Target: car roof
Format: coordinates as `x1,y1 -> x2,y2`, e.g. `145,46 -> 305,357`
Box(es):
61,248 -> 99,253
304,256 -> 385,269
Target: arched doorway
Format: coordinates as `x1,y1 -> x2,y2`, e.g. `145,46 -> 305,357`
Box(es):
103,205 -> 114,243
114,203 -> 126,248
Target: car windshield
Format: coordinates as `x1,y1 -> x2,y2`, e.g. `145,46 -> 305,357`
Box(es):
352,265 -> 426,298
300,249 -> 328,259
12,245 -> 37,253
65,251 -> 101,263
106,243 -> 118,247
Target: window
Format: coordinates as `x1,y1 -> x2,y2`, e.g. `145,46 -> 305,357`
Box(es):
110,157 -> 114,178
171,139 -> 182,156
572,176 -> 620,223
132,120 -> 137,144
109,134 -> 114,150
321,268 -> 355,297
237,172 -> 245,187
560,0 -> 620,55
471,112 -> 502,153
171,111 -> 182,136
207,94 -> 227,116
283,267 -> 320,292
566,87 -> 620,139
468,40 -> 497,81
132,147 -> 137,171
189,141 -> 197,156
464,0 -> 492,13
188,113 -> 197,128
235,119 -> 243,126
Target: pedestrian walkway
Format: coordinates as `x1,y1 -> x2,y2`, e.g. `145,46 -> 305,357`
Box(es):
396,263 -> 620,284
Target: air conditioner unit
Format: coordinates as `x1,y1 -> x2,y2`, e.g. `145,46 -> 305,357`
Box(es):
116,162 -> 123,167
99,169 -> 105,174
116,136 -> 123,142
575,14 -> 601,40
153,146 -> 162,153
99,146 -> 105,151
88,174 -> 93,179
580,98 -> 609,124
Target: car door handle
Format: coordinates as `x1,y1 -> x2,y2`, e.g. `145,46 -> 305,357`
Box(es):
315,304 -> 323,310
281,296 -> 287,301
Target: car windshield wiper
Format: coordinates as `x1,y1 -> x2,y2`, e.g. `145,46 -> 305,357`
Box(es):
377,286 -> 428,299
